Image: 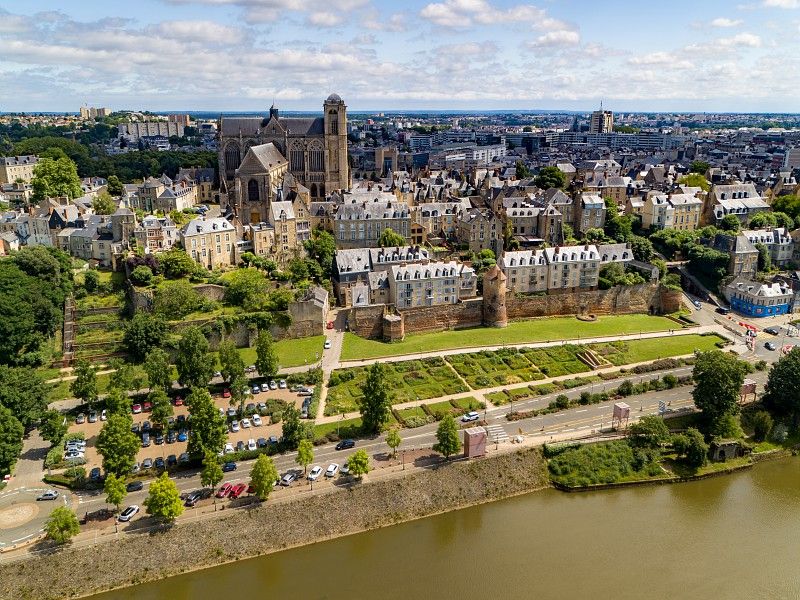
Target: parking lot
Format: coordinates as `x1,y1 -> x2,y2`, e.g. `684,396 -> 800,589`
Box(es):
67,384 -> 313,472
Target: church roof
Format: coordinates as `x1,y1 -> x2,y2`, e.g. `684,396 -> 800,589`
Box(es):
249,143 -> 287,169
220,117 -> 262,136
219,116 -> 324,137
280,118 -> 324,136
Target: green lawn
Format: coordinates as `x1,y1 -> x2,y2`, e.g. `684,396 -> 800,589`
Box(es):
341,314 -> 677,361
237,335 -> 326,369
596,334 -> 723,366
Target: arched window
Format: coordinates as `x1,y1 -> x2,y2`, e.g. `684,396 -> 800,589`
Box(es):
290,150 -> 305,172
319,183 -> 325,198
224,143 -> 241,179
248,179 -> 259,202
328,110 -> 338,135
310,149 -> 325,172
310,183 -> 318,198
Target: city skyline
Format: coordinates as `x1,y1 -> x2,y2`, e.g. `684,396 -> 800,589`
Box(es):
2,0 -> 800,112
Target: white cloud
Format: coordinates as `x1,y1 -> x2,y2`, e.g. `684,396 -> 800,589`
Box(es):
306,11 -> 343,27
420,0 -> 573,32
763,0 -> 800,7
362,10 -> 406,31
719,32 -> 762,46
529,30 -> 580,47
710,17 -> 743,27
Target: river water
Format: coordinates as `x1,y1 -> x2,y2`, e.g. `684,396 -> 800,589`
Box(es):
95,459 -> 800,600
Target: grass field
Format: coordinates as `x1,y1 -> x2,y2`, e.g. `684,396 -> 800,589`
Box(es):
326,357 -> 469,416
340,314 -> 677,361
237,335 -> 326,369
595,334 -> 723,366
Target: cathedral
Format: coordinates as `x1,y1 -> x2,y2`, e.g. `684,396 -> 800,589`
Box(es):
218,94 -> 349,221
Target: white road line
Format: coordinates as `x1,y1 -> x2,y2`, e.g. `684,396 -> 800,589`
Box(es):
575,409 -> 588,413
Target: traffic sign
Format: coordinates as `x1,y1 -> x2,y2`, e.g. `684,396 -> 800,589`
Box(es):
658,401 -> 666,415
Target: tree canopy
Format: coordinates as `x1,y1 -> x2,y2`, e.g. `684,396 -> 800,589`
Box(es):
143,347 -> 172,392
250,454 -> 279,500
44,506 -> 80,545
346,449 -> 370,478
0,366 -> 49,427
144,473 -> 184,523
359,362 -> 392,434
433,413 -> 461,459
378,227 -> 406,248
534,166 -> 566,190
255,330 -> 279,378
692,350 -> 747,432
175,327 -> 214,389
763,347 -> 800,426
123,313 -> 168,361
70,360 -> 98,407
31,156 -> 82,201
96,413 -> 140,476
186,388 -> 227,457
0,405 -> 24,476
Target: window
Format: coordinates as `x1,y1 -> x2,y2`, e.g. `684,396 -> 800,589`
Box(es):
247,179 -> 259,202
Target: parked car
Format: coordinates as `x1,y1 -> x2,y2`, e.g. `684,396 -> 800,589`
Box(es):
462,411 -> 480,422
176,414 -> 186,426
100,409 -> 107,421
299,389 -> 313,397
692,299 -> 702,309
75,413 -> 86,424
126,481 -> 144,492
269,380 -> 278,390
166,430 -> 176,444
173,396 -> 184,406
154,456 -> 165,470
222,388 -> 231,399
167,454 -> 178,467
236,440 -> 245,452
308,466 -> 323,481
279,379 -> 287,389
716,307 -> 730,315
142,421 -> 151,432
252,414 -> 263,427
141,433 -> 151,447
230,420 -> 240,433
178,452 -> 190,464
229,483 -> 247,499
336,439 -> 355,451
325,463 -> 339,478
324,339 -> 332,350
118,505 -> 139,522
177,430 -> 188,443
142,458 -> 153,469
143,401 -> 152,412
252,385 -> 261,395
766,342 -> 777,351
132,404 -> 142,414
224,443 -> 235,454
64,451 -> 85,460
257,402 -> 267,413
37,489 -> 59,501
154,432 -> 164,445
280,471 -> 297,486
130,462 -> 140,474
340,464 -> 350,475
246,402 -> 256,414
185,489 -> 212,506
268,435 -> 278,445
226,407 -> 237,418
247,438 -> 257,451
88,411 -> 98,423
765,327 -> 780,335
257,437 -> 268,448
222,461 -> 237,472
216,483 -> 233,498
260,382 -> 270,392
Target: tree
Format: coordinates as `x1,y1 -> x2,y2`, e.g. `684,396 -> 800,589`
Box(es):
689,160 -> 710,175
629,235 -> 655,263
143,347 -> 172,392
44,506 -> 80,545
296,439 -> 314,474
96,413 -> 140,477
104,473 -> 127,513
83,269 -> 100,293
250,454 -> 279,500
222,268 -> 269,310
751,411 -> 774,442
123,313 -> 168,361
149,389 -> 173,431
186,388 -> 227,457
603,198 -> 632,242
719,214 -> 741,233
378,227 -> 406,247
144,473 -> 184,523
434,413 -> 461,460
175,327 -> 214,389
31,156 -> 82,201
70,360 -> 98,407
254,330 -> 279,379
0,406 -> 24,476
39,409 -> 67,444
281,405 -> 303,450
359,362 -> 392,434
106,174 -> 123,196
672,427 -> 708,468
763,347 -> 800,426
346,449 -> 370,478
218,340 -> 245,384
107,359 -> 137,393
628,416 -> 670,450
104,387 -> 130,415
159,248 -> 196,279
92,190 -> 116,215
386,428 -> 402,458
533,166 -> 566,190
154,279 -> 203,319
755,242 -> 771,272
712,413 -> 744,439
129,265 -> 153,286
515,160 -> 531,179
304,229 -> 337,278
201,450 -> 223,491
0,366 -> 49,427
692,350 -> 747,432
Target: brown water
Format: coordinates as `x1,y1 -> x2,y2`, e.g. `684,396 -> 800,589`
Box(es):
95,459 -> 800,600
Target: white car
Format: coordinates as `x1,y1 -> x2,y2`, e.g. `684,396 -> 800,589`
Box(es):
325,463 -> 339,478
324,339 -> 332,350
37,489 -> 59,501
118,505 -> 139,522
100,409 -> 107,421
230,420 -> 240,433
241,418 -> 251,429
279,379 -> 287,389
269,380 -> 278,390
224,442 -> 235,454
461,411 -> 480,423
252,414 -> 263,427
64,451 -> 85,459
247,438 -> 257,451
307,466 -> 323,481
260,382 -> 269,392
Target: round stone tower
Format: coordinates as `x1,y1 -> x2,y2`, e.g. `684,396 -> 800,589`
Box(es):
483,264 -> 508,328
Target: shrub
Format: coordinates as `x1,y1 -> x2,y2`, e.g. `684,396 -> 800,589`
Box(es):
617,380 -> 634,397
129,265 -> 153,286
754,360 -> 768,372
771,423 -> 789,443
555,394 -> 569,409
579,391 -> 591,405
751,411 -> 773,442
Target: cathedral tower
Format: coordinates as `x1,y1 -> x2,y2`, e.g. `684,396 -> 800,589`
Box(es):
324,93 -> 350,195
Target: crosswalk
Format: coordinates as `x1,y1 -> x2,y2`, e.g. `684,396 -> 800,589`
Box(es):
483,424 -> 509,444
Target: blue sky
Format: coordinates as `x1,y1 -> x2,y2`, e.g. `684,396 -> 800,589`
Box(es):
1,0 -> 800,112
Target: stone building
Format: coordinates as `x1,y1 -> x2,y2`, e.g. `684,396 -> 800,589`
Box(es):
388,260 -> 476,308
0,155 -> 38,184
134,215 -> 179,253
219,94 -> 349,204
482,264 -> 508,327
457,207 -> 502,256
232,143 -> 288,225
334,197 -> 411,249
181,216 -> 236,270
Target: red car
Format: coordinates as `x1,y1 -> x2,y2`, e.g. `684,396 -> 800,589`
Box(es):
229,483 -> 247,499
173,396 -> 183,407
222,388 -> 231,399
215,483 -> 233,498
246,484 -> 255,494
142,401 -> 152,412
326,321 -> 334,330
131,403 -> 142,414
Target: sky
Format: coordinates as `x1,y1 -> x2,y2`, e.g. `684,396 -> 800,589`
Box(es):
1,0 -> 800,113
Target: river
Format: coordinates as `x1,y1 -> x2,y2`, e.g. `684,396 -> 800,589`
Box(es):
94,459 -> 800,600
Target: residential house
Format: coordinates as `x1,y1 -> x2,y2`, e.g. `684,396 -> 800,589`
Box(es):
134,215 -> 179,253
334,196 -> 411,249
0,155 -> 38,184
388,261 -> 476,308
457,207 -> 502,255
705,183 -> 769,225
181,216 -> 236,270
741,227 -> 794,267
724,277 -> 792,317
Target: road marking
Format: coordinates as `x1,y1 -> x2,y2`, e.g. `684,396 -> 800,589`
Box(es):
575,409 -> 588,413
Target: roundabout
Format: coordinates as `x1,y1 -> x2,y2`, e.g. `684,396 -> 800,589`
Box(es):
0,488 -> 71,550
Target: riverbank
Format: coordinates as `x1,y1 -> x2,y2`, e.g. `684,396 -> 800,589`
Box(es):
0,448 -> 549,600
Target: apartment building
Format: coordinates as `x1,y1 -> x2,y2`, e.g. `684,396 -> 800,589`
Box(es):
0,155 -> 38,184
134,215 -> 179,253
388,261 -> 477,308
457,207 -> 502,255
575,193 -> 606,234
705,183 -> 769,225
118,121 -> 185,142
742,227 -> 794,267
641,193 -> 702,231
334,197 -> 411,249
181,216 -> 236,270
